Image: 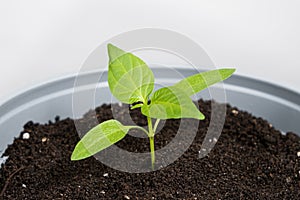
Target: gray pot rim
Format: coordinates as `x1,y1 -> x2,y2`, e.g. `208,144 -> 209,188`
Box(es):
1,68 -> 299,112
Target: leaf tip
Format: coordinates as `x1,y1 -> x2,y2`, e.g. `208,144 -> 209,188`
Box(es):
199,113 -> 205,120
222,68 -> 236,75
107,43 -> 115,51
228,68 -> 236,73
70,151 -> 80,161
70,143 -> 89,161
107,43 -> 127,63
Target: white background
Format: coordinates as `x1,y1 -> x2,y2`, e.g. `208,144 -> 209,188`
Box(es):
0,0 -> 299,103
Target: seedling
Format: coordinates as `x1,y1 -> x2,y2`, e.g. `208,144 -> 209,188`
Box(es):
71,44 -> 235,169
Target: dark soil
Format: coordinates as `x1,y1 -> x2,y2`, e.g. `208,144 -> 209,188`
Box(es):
0,99 -> 300,199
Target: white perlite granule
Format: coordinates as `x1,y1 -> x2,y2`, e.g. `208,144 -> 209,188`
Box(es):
22,132 -> 30,139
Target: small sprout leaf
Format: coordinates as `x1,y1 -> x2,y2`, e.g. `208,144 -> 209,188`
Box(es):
174,68 -> 236,96
141,86 -> 205,120
130,103 -> 143,110
108,44 -> 154,104
71,120 -> 131,161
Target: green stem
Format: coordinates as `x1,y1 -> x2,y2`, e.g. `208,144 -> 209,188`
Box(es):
147,117 -> 154,137
147,117 -> 155,169
129,126 -> 149,136
149,136 -> 155,169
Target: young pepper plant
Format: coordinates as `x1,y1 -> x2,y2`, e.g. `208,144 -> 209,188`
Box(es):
71,44 -> 235,169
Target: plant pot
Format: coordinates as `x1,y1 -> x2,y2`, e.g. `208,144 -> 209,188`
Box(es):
1,67 -> 299,151
1,67 -> 300,198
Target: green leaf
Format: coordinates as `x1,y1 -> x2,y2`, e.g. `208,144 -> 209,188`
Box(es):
107,43 -> 126,63
174,68 -> 235,96
107,44 -> 154,104
71,120 -> 131,161
130,103 -> 143,110
141,86 -> 205,120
